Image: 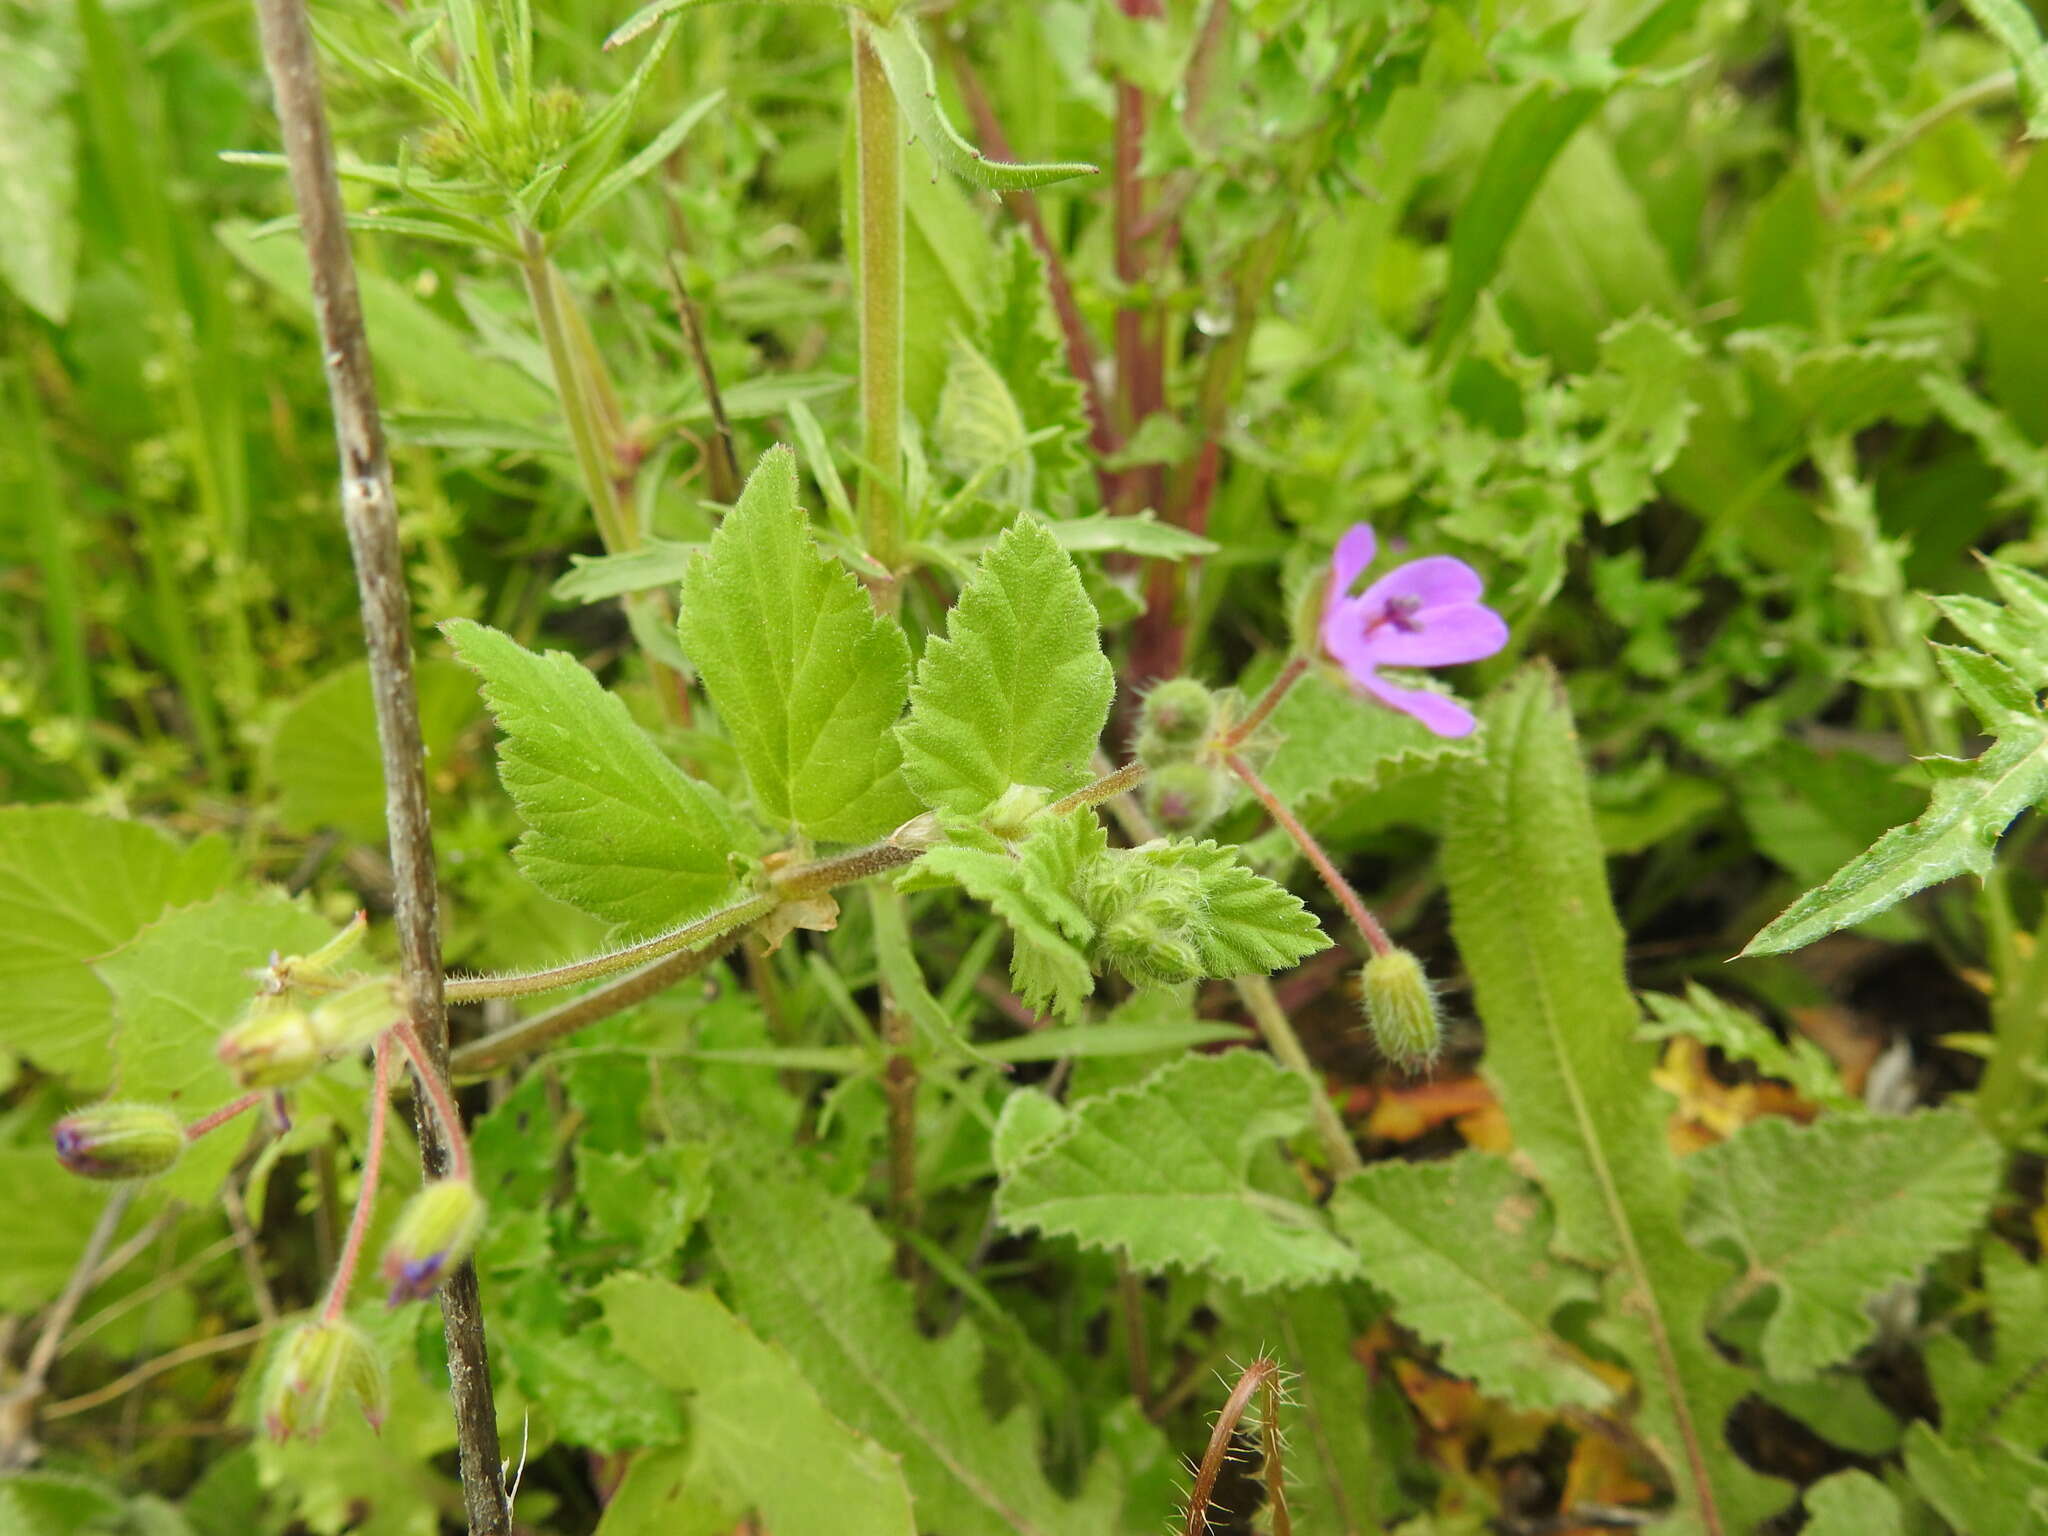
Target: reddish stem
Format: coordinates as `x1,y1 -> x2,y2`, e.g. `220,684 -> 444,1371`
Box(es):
184,1092 -> 267,1142
1185,1357 -> 1280,1536
1222,654 -> 1310,749
321,1032 -> 390,1322
392,1018 -> 472,1182
1225,751 -> 1392,957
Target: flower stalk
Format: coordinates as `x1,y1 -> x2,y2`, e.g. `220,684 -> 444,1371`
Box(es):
321,1032 -> 390,1322
852,19 -> 905,606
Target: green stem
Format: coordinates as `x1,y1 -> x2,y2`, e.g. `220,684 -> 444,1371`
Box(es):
1047,758 -> 1148,817
1225,751 -> 1393,957
852,20 -> 905,600
1235,974 -> 1362,1177
519,228 -> 631,554
1978,896 -> 2048,1145
445,890 -> 780,1001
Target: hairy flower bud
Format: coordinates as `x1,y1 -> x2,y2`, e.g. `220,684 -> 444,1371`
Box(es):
1139,679 -> 1217,749
52,1102 -> 184,1181
308,978 -> 403,1058
263,1319 -> 388,1441
1143,760 -> 1229,834
1096,912 -> 1204,987
381,1179 -> 486,1305
1359,948 -> 1442,1071
1082,848 -> 1208,988
217,1000 -> 323,1090
986,783 -> 1053,841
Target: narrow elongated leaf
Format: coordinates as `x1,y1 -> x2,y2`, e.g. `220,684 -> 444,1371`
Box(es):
0,16 -> 78,322
101,894 -> 335,1201
1443,665 -> 1786,1533
709,1154 -> 1113,1536
898,517 -> 1114,815
863,15 -> 1098,191
446,619 -> 748,936
0,808 -> 236,1085
1331,1153 -> 1611,1412
995,1052 -> 1359,1293
1688,1109 -> 2002,1379
1743,724 -> 2048,955
557,87 -> 725,233
676,446 -> 917,842
595,1276 -> 916,1536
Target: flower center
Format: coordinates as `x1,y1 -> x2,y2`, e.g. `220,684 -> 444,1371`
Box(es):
1364,594 -> 1424,637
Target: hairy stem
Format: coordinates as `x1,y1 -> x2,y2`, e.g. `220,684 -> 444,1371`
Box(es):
322,1033 -> 389,1321
1184,1356 -> 1279,1536
852,19 -> 905,600
449,928 -> 750,1077
445,892 -> 780,1001
393,1020 -> 473,1183
1235,975 -> 1362,1177
183,1091 -> 267,1142
1047,758 -> 1148,817
1226,752 -> 1392,957
248,0 -> 507,1524
1222,654 -> 1310,749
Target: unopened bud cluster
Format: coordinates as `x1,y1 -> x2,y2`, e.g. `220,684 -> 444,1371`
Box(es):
1359,947 -> 1443,1071
1134,679 -> 1234,834
263,1319 -> 388,1442
218,977 -> 401,1091
1081,847 -> 1207,988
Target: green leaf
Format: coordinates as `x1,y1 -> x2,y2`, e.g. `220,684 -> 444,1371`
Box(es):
1743,724 -> 2048,956
1579,312 -> 1702,524
863,15 -> 1097,191
100,893 -> 335,1202
445,619 -> 748,937
1640,983 -> 1857,1112
898,517 -> 1114,816
1729,329 -> 1942,438
708,1151 -> 1112,1536
994,1052 -> 1358,1293
556,87 -> 724,234
0,1151 -> 127,1310
0,807 -> 236,1085
1258,1288 -> 1397,1531
0,1474 -> 126,1536
1904,1422 -> 2048,1535
1331,1153 -> 1611,1412
1959,0 -> 2048,139
1253,665 -> 1478,818
0,14 -> 79,323
1688,1108 -> 2002,1379
1788,0 -> 1920,132
676,446 -> 917,843
1926,1239 -> 2048,1446
983,230 -> 1088,503
596,1276 -> 917,1536
914,810 -> 1105,1019
1921,373 -> 2048,515
936,332 -> 1033,508
496,1316 -> 686,1453
1802,1471 -> 1904,1536
1442,665 -> 1787,1533
265,659 -> 482,842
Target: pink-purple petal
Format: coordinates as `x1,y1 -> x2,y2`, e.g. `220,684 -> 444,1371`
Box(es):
1329,524 -> 1378,598
1349,602 -> 1510,669
1359,674 -> 1480,738
1355,554 -> 1485,616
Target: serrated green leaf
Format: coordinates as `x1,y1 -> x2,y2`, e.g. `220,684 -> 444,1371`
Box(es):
1443,665 -> 1787,1533
983,230 -> 1088,503
1803,1471 -> 1904,1536
100,893 -> 335,1202
1729,329 -> 1941,438
1744,723 -> 2048,956
1580,311 -> 1702,523
995,1052 -> 1358,1293
1256,666 -> 1478,815
1788,0 -> 1921,132
914,810 -> 1104,1019
1922,373 -> 2048,514
676,446 -> 917,843
862,15 -> 1097,191
0,808 -> 236,1086
595,1276 -> 916,1536
1688,1108 -> 2002,1379
708,1150 -> 1113,1536
265,659 -> 482,842
898,517 -> 1113,816
1640,983 -> 1857,1111
445,619 -> 748,936
496,1315 -> 686,1453
1331,1153 -> 1611,1412
1927,1239 -> 2048,1446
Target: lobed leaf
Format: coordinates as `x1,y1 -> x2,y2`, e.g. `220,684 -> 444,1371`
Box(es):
994,1052 -> 1359,1293
676,446 -> 918,843
446,619 -> 750,936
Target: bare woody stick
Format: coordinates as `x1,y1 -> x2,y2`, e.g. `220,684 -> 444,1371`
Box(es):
247,2 -> 508,1530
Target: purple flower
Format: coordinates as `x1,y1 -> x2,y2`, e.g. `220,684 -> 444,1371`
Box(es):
1319,524 -> 1507,738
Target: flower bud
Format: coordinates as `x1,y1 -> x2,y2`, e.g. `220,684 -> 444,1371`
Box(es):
1095,913 -> 1204,987
1359,948 -> 1442,1072
381,1179 -> 486,1305
307,978 -> 403,1058
986,783 -> 1052,840
1138,679 -> 1217,752
260,911 -> 368,997
52,1103 -> 184,1181
1143,760 -> 1229,834
262,1319 -> 388,1441
217,1000 -> 323,1090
